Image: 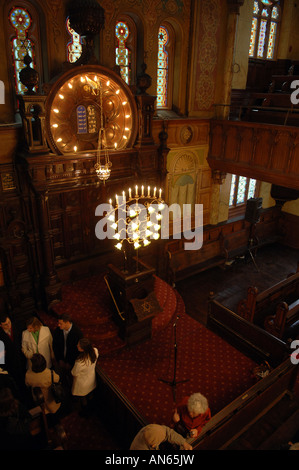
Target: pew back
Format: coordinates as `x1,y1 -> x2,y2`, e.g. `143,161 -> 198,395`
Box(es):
237,270 -> 299,324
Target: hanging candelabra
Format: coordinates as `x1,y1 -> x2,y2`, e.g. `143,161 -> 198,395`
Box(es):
85,75 -> 112,182
106,185 -> 165,272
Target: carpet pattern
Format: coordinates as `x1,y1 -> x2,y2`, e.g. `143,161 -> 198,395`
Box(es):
39,274 -> 258,446
99,289 -> 258,425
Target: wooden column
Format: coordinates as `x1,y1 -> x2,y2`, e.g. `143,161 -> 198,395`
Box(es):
35,189 -> 61,309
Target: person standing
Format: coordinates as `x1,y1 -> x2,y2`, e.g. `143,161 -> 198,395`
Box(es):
71,338 -> 98,415
25,353 -> 61,417
52,314 -> 83,369
21,317 -> 54,369
0,314 -> 26,389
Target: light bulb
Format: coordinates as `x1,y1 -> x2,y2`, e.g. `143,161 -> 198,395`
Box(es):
116,243 -> 122,250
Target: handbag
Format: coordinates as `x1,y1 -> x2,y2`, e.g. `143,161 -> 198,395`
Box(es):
51,369 -> 66,404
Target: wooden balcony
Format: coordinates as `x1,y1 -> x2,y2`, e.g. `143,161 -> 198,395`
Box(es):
208,119 -> 299,190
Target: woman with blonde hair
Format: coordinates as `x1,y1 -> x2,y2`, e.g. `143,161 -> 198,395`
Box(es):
22,317 -> 54,369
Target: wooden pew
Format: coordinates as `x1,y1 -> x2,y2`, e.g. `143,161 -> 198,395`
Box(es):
222,229 -> 249,261
166,237 -> 226,285
237,268 -> 299,325
264,298 -> 299,340
269,75 -> 299,93
245,91 -> 299,125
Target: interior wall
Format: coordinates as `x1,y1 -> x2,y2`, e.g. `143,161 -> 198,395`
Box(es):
231,0 -> 254,90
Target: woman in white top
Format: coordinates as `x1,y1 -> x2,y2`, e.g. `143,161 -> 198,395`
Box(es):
22,317 -> 54,369
71,338 -> 98,398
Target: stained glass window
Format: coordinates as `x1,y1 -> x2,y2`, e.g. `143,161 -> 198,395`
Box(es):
229,174 -> 257,212
66,17 -> 82,63
157,26 -> 169,108
9,7 -> 36,94
248,0 -> 281,60
115,21 -> 130,84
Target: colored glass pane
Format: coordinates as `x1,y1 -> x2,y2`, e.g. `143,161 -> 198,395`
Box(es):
156,26 -> 169,108
253,1 -> 259,14
229,175 -> 257,207
66,18 -> 82,63
248,179 -> 257,199
261,8 -> 269,16
257,19 -> 267,58
271,6 -> 279,19
249,18 -> 258,57
267,21 -> 277,59
115,22 -> 130,84
229,174 -> 236,206
236,176 -> 247,204
9,7 -> 36,94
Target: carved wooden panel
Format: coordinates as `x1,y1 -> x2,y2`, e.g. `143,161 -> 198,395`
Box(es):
208,121 -> 299,190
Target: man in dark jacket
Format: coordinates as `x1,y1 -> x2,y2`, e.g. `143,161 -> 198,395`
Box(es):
0,314 -> 26,390
52,314 -> 83,369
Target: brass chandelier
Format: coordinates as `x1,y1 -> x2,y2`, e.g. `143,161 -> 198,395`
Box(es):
85,75 -> 112,182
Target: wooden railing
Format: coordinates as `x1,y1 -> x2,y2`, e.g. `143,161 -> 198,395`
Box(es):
190,358 -> 298,450
208,119 -> 299,191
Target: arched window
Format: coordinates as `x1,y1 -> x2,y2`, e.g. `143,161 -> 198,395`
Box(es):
5,1 -> 44,101
66,17 -> 82,63
249,0 -> 282,60
8,7 -> 36,94
115,21 -> 130,84
115,16 -> 137,86
229,175 -> 258,217
156,23 -> 174,109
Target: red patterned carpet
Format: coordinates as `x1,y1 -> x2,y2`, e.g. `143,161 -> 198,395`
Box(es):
99,290 -> 258,424
41,274 -> 258,428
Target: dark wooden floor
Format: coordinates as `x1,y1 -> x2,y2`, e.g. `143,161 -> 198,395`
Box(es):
176,242 -> 299,326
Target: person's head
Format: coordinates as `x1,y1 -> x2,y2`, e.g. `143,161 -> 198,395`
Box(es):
58,314 -> 72,331
77,338 -> 96,363
31,353 -> 47,373
187,393 -> 209,418
143,424 -> 166,449
0,315 -> 11,330
0,388 -> 18,417
289,442 -> 299,450
26,317 -> 42,333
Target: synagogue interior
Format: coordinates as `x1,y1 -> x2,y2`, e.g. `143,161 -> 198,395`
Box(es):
0,0 -> 299,451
